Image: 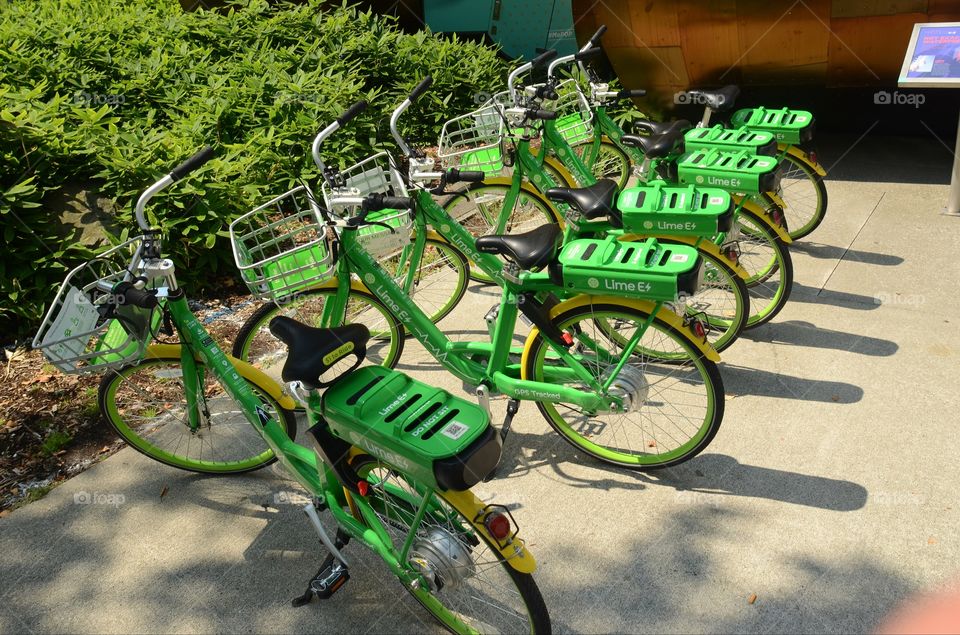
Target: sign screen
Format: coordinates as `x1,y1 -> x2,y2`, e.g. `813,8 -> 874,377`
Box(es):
899,22 -> 960,87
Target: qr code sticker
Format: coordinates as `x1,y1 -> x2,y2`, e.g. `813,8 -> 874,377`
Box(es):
440,421 -> 469,440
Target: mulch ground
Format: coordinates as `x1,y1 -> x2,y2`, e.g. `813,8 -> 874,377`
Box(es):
0,291 -> 263,512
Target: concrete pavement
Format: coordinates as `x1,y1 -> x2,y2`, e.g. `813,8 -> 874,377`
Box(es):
2,140 -> 959,633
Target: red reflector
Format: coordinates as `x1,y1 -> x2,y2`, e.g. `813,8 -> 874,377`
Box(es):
485,513 -> 511,540
693,321 -> 706,339
357,481 -> 370,496
562,332 -> 574,346
807,151 -> 818,165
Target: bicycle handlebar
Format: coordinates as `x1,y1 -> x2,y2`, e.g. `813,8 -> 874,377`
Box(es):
508,49 -> 557,103
170,146 -> 215,182
389,77 -> 434,157
337,100 -> 368,126
586,25 -> 607,49
446,168 -> 485,184
113,281 -> 159,309
312,100 -> 368,171
526,109 -> 557,121
134,146 -> 215,230
408,76 -> 433,102
530,49 -> 558,68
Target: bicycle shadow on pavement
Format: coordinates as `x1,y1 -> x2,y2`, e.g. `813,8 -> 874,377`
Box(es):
789,282 -> 883,310
540,506 -> 911,633
790,241 -> 905,267
742,320 -> 898,356
719,363 -> 864,403
490,429 -> 867,512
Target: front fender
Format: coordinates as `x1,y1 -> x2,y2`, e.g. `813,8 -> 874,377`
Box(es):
444,176 -> 566,229
619,233 -> 750,280
440,488 -> 538,574
144,344 -> 297,410
521,294 -> 721,364
735,197 -> 793,244
781,144 -> 827,176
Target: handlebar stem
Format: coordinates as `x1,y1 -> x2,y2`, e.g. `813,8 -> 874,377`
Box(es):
507,60 -> 536,105
311,120 -> 340,171
389,98 -> 414,157
135,175 -> 174,231
547,53 -> 578,79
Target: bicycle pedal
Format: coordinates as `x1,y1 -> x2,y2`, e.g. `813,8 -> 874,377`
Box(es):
292,560 -> 349,606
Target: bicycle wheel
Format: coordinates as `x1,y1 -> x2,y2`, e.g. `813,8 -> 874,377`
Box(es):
572,138 -> 631,189
771,152 -> 828,240
735,209 -> 794,328
522,301 -> 724,469
233,286 -> 404,387
353,458 -> 551,634
674,246 -> 749,353
443,181 -> 562,284
379,238 -> 470,330
99,356 -> 296,474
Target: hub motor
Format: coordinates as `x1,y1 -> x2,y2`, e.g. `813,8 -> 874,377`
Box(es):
602,364 -> 649,413
409,528 -> 475,591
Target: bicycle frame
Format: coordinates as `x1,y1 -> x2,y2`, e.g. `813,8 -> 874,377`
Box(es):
150,272 -> 533,587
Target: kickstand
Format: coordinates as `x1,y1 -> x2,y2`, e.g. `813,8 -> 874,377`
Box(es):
484,400 -> 520,482
292,529 -> 351,607
499,399 -> 520,443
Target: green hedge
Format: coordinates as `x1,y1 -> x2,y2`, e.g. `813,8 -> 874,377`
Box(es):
0,0 -> 509,341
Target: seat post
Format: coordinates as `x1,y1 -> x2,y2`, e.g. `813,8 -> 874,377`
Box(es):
700,106 -> 713,128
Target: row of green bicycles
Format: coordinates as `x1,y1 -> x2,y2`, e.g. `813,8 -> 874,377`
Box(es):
32,25 -> 827,634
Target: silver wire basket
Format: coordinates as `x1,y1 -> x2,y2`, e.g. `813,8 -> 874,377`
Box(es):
540,79 -> 594,145
230,184 -> 334,303
32,236 -> 155,374
438,103 -> 507,173
322,151 -> 413,258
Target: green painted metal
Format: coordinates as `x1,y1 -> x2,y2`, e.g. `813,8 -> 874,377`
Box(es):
730,107 -> 816,145
676,148 -> 780,194
555,236 -> 700,301
322,365 -> 492,490
618,184 -> 733,237
683,125 -> 777,155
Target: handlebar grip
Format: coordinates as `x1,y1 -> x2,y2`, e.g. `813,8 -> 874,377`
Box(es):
447,169 -> 485,184
379,196 -> 414,210
535,85 -> 558,100
588,25 -> 608,46
530,49 -> 558,68
527,109 -> 558,121
114,282 -> 159,309
337,100 -> 368,126
617,89 -> 647,99
169,146 -> 215,182
408,76 -> 433,102
575,47 -> 603,61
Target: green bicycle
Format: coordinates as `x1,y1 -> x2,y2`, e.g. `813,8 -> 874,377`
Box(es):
442,52 -> 790,329
32,148 -> 550,633
566,25 -> 827,240
234,95 -> 725,470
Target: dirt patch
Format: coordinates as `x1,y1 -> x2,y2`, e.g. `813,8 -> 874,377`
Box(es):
1,289 -> 264,512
